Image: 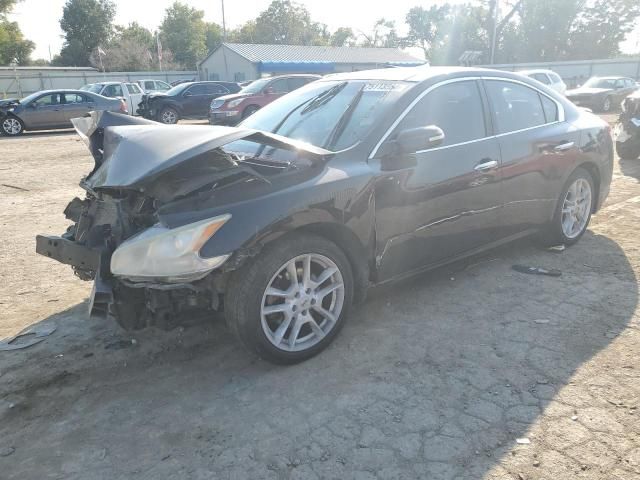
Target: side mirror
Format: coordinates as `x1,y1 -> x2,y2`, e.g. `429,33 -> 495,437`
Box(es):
184,91 -> 193,97
396,126 -> 445,154
28,103 -> 38,108
264,87 -> 274,94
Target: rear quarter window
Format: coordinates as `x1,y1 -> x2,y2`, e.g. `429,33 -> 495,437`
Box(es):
485,80 -> 547,134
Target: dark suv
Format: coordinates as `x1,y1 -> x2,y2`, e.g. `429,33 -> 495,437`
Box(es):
209,75 -> 319,125
138,81 -> 240,124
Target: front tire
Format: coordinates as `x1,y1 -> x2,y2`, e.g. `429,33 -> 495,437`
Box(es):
225,233 -> 354,364
158,107 -> 179,124
542,167 -> 595,246
1,116 -> 24,136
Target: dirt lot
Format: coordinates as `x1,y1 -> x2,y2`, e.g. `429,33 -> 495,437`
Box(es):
1,119 -> 639,480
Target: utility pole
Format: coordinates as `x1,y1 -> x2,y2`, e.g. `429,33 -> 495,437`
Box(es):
489,0 -> 499,64
221,0 -> 227,41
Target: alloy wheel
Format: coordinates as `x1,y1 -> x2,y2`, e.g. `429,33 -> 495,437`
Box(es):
2,118 -> 22,135
261,253 -> 345,352
561,178 -> 592,239
161,109 -> 177,124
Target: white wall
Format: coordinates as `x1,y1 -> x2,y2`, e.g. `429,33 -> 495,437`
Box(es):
199,46 -> 257,82
0,70 -> 198,97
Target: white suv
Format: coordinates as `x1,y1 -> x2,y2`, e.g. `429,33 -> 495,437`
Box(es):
519,69 -> 567,95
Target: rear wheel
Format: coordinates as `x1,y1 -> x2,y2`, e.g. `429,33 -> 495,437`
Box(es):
616,140 -> 639,160
1,116 -> 24,136
225,233 -> 353,364
541,167 -> 594,246
158,107 -> 178,124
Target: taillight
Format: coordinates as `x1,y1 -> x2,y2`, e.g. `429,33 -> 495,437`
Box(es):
119,99 -> 127,113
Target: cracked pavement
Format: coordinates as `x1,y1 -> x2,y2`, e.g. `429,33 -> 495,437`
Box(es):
0,120 -> 639,479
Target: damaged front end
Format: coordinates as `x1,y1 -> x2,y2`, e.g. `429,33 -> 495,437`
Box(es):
36,111 -> 333,330
615,92 -> 640,159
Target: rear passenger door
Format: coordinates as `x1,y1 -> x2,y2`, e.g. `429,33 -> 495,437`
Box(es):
483,79 -> 578,235
374,79 -> 504,280
59,93 -> 92,124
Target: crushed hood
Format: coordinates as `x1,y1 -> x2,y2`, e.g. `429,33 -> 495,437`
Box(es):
71,111 -> 335,201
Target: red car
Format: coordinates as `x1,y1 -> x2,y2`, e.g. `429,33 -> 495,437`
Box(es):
209,74 -> 320,125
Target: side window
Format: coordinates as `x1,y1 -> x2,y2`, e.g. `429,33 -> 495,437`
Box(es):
540,94 -> 558,123
485,80 -> 546,134
287,77 -> 308,91
186,84 -> 207,95
205,83 -> 228,94
268,79 -> 289,93
395,80 -> 486,147
63,93 -> 86,104
156,81 -> 170,91
127,83 -> 142,94
615,79 -> 625,89
103,84 -> 123,97
144,81 -> 155,90
624,79 -> 634,88
532,73 -> 550,85
32,93 -> 60,106
234,72 -> 246,82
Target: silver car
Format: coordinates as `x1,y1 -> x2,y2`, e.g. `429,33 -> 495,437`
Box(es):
0,89 -> 126,136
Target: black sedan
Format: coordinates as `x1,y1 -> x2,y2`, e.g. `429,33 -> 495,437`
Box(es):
566,76 -> 638,112
37,67 -> 613,364
137,81 -> 240,124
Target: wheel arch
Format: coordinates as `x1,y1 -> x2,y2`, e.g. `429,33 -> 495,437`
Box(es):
577,161 -> 601,213
296,222 -> 370,304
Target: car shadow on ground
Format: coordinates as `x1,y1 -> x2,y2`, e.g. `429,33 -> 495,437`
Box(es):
0,129 -> 74,140
0,233 -> 636,479
619,157 -> 640,180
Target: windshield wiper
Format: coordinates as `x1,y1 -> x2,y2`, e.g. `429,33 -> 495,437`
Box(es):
326,85 -> 365,150
300,82 -> 348,115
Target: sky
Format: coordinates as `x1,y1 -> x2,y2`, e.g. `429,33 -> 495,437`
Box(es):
7,0 -> 640,61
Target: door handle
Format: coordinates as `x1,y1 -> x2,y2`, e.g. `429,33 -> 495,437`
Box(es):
554,141 -> 574,152
474,159 -> 498,171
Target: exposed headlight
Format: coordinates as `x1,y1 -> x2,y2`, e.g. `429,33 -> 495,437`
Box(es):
111,215 -> 231,283
210,99 -> 224,109
227,98 -> 244,108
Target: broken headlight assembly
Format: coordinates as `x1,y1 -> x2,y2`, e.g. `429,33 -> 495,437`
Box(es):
110,214 -> 231,283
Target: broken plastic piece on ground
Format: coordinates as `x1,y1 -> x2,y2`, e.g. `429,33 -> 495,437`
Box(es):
547,244 -> 566,252
516,438 -> 531,445
512,264 -> 562,277
0,324 -> 57,351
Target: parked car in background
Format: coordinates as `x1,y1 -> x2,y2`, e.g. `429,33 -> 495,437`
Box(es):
518,69 -> 567,95
209,74 -> 320,125
37,67 -> 613,363
137,81 -> 240,124
0,89 -> 125,136
565,76 -> 638,112
80,81 -> 144,116
135,79 -> 172,93
615,90 -> 640,160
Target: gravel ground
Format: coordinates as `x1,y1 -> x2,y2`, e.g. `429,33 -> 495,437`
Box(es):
0,118 -> 639,479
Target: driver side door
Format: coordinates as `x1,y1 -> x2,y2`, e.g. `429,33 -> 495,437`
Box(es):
373,79 -> 504,281
21,93 -> 64,128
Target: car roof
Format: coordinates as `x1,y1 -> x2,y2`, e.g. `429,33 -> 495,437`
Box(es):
29,89 -> 95,94
321,66 -> 535,83
518,69 -> 557,75
590,76 -> 630,80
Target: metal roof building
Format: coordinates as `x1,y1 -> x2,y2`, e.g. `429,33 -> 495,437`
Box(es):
198,43 -> 425,82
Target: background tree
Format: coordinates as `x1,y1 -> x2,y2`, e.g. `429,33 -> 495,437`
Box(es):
0,0 -> 34,65
159,1 -> 207,69
359,18 -> 402,48
205,22 -> 223,51
405,5 -> 450,60
57,0 -> 115,66
330,27 -> 356,47
569,0 -> 640,59
248,0 -> 329,45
